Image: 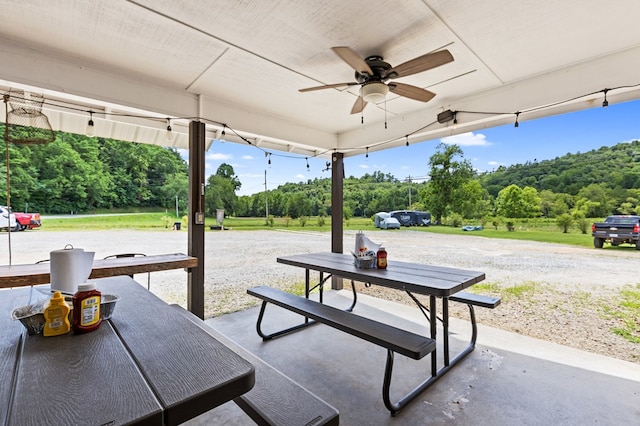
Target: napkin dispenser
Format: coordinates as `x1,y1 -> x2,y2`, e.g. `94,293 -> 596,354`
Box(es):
50,245 -> 95,294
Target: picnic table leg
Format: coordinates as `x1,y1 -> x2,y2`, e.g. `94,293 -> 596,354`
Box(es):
429,295 -> 437,377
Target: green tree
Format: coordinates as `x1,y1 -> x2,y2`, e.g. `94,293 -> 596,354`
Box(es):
424,143 -> 473,223
215,163 -> 241,191
521,186 -> 542,218
287,192 -> 312,218
496,184 -> 526,218
457,180 -> 487,219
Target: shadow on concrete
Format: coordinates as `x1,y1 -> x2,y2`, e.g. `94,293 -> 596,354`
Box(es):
187,291 -> 640,425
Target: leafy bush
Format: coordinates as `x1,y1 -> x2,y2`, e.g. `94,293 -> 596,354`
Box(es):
556,213 -> 573,233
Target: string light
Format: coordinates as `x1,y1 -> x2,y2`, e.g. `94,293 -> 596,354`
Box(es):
305,157 -> 310,171
3,82 -> 638,174
166,118 -> 173,141
86,110 -> 95,137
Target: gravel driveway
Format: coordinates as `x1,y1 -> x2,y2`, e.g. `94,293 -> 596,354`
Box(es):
3,228 -> 638,363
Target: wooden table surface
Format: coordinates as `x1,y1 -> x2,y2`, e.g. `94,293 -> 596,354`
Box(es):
1,276 -> 254,426
0,253 -> 198,288
277,252 -> 485,296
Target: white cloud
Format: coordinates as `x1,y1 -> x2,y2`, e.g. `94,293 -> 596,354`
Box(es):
359,164 -> 369,169
295,174 -> 305,179
441,132 -> 490,146
242,155 -> 254,160
206,152 -> 233,161
487,161 -> 501,166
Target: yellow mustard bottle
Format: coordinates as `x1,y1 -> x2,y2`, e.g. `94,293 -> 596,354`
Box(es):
43,291 -> 71,336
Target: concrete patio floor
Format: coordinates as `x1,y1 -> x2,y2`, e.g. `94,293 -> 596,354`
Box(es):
187,290 -> 640,425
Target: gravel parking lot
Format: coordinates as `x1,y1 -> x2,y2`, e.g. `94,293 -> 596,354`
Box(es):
3,228 -> 638,363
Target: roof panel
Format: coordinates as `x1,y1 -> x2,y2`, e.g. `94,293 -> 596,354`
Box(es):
1,0 -> 640,157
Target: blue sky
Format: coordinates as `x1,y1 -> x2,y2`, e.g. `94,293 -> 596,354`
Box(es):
198,99 -> 640,196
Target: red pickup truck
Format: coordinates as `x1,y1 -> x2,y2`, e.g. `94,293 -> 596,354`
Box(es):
9,208 -> 42,231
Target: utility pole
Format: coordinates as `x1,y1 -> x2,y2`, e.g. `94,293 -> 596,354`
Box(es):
407,175 -> 412,208
175,195 -> 179,218
264,169 -> 269,220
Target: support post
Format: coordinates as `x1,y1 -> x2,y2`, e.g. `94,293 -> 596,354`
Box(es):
188,121 -> 205,319
331,152 -> 344,290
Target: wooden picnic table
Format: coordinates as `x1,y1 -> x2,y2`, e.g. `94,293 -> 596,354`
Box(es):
268,252 -> 492,414
1,276 -> 254,425
0,252 -> 198,288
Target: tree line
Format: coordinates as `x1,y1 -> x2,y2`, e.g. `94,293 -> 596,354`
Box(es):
3,123 -> 639,224
232,140 -> 640,225
0,130 -> 189,214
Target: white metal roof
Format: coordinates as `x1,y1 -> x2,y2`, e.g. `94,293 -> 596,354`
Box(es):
1,0 -> 640,158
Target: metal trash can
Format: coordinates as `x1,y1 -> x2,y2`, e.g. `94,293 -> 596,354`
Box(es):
173,222 -> 181,231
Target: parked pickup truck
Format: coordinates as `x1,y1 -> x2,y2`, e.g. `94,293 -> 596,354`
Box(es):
14,211 -> 41,230
591,215 -> 640,249
0,206 -> 41,231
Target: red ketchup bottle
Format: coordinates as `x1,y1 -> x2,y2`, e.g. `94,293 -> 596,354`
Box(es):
376,247 -> 387,269
72,283 -> 102,334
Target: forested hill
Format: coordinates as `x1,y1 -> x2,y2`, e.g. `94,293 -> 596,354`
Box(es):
480,140 -> 640,196
0,130 -> 189,214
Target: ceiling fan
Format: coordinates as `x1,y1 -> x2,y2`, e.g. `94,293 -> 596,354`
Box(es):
299,46 -> 454,114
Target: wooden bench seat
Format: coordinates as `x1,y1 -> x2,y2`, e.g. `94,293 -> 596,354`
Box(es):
449,291 -> 501,308
247,285 -> 436,360
170,304 -> 339,426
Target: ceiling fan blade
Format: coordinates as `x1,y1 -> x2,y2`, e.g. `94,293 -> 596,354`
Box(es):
386,50 -> 454,79
350,96 -> 367,114
299,82 -> 358,92
332,46 -> 374,75
388,82 -> 436,102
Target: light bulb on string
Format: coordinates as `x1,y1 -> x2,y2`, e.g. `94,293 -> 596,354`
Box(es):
365,147 -> 369,159
602,89 -> 609,107
86,111 -> 95,137
166,118 -> 173,141
305,157 -> 310,171
405,135 -> 409,147
514,112 -> 520,128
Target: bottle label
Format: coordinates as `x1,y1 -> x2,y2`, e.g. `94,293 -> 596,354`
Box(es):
80,296 -> 101,326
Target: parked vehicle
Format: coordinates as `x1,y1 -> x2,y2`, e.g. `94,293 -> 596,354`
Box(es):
389,210 -> 431,226
373,212 -> 390,228
14,211 -> 41,230
591,215 -> 640,249
0,206 -> 18,232
379,217 -> 401,229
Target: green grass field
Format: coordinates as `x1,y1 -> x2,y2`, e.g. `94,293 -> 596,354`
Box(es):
39,212 -> 599,248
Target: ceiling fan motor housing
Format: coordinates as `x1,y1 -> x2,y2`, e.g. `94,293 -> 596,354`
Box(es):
355,56 -> 392,83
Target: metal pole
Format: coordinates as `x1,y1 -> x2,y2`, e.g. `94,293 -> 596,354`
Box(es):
264,169 -> 269,220
175,195 -> 179,218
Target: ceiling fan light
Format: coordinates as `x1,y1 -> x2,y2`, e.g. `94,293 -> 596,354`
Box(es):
361,82 -> 389,103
